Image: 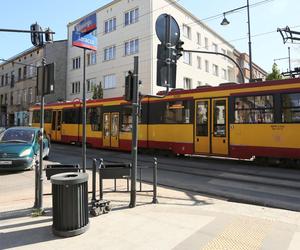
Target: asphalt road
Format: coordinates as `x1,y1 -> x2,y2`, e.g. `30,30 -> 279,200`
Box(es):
46,143 -> 300,212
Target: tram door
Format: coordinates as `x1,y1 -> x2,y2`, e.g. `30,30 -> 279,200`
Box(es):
51,110 -> 62,141
195,99 -> 211,154
194,98 -> 228,155
102,112 -> 119,148
211,98 -> 228,155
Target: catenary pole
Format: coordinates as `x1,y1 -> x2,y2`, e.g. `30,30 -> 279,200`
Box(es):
129,56 -> 139,208
82,49 -> 87,172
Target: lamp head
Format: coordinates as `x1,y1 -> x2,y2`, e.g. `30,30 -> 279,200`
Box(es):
220,15 -> 230,26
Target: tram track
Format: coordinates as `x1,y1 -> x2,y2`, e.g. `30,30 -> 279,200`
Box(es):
51,144 -> 300,211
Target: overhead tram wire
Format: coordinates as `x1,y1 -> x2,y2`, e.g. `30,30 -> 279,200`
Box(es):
77,22 -> 300,77
185,0 -> 275,26
84,0 -> 182,38
4,23 -> 300,80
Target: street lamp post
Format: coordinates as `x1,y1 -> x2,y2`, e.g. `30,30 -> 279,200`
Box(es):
221,0 -> 253,82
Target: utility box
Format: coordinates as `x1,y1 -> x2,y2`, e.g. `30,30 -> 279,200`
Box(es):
51,172 -> 89,237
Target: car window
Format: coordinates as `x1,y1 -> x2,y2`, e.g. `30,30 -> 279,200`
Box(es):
1,129 -> 35,143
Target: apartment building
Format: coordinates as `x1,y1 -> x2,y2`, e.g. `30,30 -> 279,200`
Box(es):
234,51 -> 267,83
66,0 -> 240,100
0,40 -> 67,127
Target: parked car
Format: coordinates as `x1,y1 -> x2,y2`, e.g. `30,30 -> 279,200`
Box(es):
0,127 -> 50,171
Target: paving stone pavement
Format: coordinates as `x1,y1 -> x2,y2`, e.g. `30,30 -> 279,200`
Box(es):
0,170 -> 300,250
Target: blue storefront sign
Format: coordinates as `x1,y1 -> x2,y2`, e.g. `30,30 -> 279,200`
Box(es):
75,13 -> 97,34
72,31 -> 97,51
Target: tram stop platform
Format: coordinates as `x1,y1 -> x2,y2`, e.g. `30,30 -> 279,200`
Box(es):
0,169 -> 300,250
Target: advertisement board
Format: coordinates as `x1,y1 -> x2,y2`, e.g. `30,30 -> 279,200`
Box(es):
72,31 -> 97,51
75,13 -> 97,34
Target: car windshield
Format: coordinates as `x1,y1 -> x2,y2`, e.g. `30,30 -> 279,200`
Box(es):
0,129 -> 35,143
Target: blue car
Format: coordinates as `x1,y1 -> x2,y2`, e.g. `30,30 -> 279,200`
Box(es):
0,127 -> 50,171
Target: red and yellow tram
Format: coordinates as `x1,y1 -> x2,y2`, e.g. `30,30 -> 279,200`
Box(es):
30,78 -> 300,163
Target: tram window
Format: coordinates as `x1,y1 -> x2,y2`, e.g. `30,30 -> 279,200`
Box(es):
121,107 -> 132,132
87,107 -> 102,131
44,110 -> 52,123
234,95 -> 274,123
163,100 -> 191,124
213,100 -> 226,137
62,108 -> 79,124
196,101 -> 208,136
282,93 -> 300,123
32,110 -> 52,123
32,110 -> 40,123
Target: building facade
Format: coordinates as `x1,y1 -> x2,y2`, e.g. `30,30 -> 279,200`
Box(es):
234,50 -> 268,83
0,40 -> 67,127
66,0 -> 241,101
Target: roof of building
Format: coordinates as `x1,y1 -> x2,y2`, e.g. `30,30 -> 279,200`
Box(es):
67,0 -> 235,50
0,40 -> 67,68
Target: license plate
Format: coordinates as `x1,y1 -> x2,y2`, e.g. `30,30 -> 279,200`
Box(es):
0,161 -> 12,165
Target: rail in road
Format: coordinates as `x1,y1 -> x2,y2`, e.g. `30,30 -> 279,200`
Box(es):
51,143 -> 300,212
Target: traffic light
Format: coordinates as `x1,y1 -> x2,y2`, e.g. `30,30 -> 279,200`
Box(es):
175,40 -> 184,59
156,44 -> 177,88
45,28 -> 53,43
30,23 -> 44,47
125,71 -> 134,102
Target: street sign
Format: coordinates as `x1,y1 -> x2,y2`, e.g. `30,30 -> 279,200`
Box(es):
155,14 -> 180,46
72,31 -> 97,51
37,63 -> 55,96
75,13 -> 97,35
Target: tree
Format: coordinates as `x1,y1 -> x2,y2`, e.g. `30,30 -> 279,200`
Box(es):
266,63 -> 283,80
92,81 -> 103,99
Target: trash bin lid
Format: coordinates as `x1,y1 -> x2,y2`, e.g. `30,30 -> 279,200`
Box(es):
50,172 -> 88,185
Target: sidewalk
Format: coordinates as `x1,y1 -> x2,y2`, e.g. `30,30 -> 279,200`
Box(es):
1,170 -> 300,250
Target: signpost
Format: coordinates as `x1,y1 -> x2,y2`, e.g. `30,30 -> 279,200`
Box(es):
72,13 -> 97,173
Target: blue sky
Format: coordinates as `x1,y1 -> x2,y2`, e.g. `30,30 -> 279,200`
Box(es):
0,0 -> 299,73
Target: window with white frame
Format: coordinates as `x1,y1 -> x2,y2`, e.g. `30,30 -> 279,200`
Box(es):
87,78 -> 96,92
183,77 -> 192,89
212,64 -> 219,76
72,57 -> 81,69
23,66 -> 27,79
197,32 -> 201,45
125,8 -> 139,26
183,24 -> 191,39
205,37 -> 209,50
71,81 -> 80,94
221,68 -> 227,80
5,73 -> 8,85
105,17 -> 116,33
205,60 -> 209,72
221,48 -> 226,60
28,64 -> 35,77
87,51 -> 97,66
124,39 -> 139,56
23,89 -> 27,104
28,87 -> 33,103
183,51 -> 191,65
104,46 -> 116,61
197,56 -> 202,69
212,43 -> 218,53
104,74 -> 116,89
17,90 -> 21,104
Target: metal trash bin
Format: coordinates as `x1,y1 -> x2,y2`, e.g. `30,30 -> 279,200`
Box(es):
45,164 -> 81,180
51,172 -> 89,237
